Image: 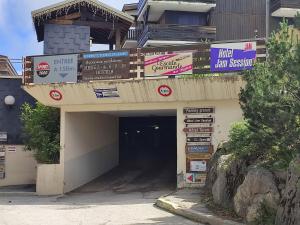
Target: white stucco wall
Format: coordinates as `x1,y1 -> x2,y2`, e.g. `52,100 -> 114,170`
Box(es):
26,77 -> 245,194
61,99 -> 242,189
36,164 -> 63,195
177,100 -> 243,188
0,145 -> 36,187
63,112 -> 119,193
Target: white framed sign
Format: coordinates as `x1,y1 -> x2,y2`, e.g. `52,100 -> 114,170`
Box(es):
190,160 -> 207,172
0,132 -> 7,142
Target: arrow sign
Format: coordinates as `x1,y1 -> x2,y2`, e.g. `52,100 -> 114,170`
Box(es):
186,145 -> 214,153
184,118 -> 214,124
187,137 -> 211,143
183,127 -> 213,133
183,107 -> 215,114
186,173 -> 194,183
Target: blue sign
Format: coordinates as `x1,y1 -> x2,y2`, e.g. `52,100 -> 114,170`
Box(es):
94,88 -> 119,98
210,42 -> 256,72
83,51 -> 129,59
186,145 -> 212,153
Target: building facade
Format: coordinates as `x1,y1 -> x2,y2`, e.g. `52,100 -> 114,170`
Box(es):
122,0 -> 300,48
0,57 -> 36,187
19,0 -> 300,195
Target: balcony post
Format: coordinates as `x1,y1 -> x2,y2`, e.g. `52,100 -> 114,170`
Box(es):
266,0 -> 270,39
116,28 -> 121,49
109,43 -> 114,51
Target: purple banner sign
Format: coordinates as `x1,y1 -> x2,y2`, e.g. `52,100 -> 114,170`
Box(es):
210,42 -> 256,72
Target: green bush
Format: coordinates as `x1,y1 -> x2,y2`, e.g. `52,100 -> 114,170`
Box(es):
227,121 -> 256,159
21,102 -> 60,164
225,20 -> 300,169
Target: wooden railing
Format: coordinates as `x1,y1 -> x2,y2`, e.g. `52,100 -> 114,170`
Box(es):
137,24 -> 216,47
126,29 -> 138,41
23,39 -> 266,84
271,0 -> 300,13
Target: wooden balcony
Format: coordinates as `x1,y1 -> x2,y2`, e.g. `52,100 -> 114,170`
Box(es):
271,0 -> 300,17
122,28 -> 139,48
137,24 -> 216,47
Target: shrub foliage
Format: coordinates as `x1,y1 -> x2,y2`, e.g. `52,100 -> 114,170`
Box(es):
227,21 -> 300,169
21,102 -> 60,164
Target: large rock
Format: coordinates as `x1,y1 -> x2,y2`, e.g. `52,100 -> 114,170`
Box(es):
205,148 -> 224,191
211,154 -> 247,208
275,157 -> 300,225
234,167 -> 280,222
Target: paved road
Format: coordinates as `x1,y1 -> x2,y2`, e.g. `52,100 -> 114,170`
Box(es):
0,190 -> 203,225
0,165 -> 204,225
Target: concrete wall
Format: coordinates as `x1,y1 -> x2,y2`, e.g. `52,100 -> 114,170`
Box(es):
177,100 -> 243,188
44,24 -> 90,55
63,112 -> 119,193
36,164 -> 63,195
0,145 -> 36,187
60,98 -> 242,190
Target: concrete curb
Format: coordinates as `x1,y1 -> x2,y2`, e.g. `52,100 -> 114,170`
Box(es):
155,198 -> 245,225
0,192 -> 37,197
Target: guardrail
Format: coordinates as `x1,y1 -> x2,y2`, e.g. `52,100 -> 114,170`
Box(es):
271,0 -> 300,13
137,24 -> 216,47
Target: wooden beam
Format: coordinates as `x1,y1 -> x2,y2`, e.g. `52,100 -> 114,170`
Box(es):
108,30 -> 115,40
115,28 -> 121,49
48,20 -> 73,25
58,12 -> 81,20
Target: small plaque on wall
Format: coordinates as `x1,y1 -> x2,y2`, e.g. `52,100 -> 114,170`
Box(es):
0,172 -> 5,179
7,146 -> 16,152
0,132 -> 7,142
190,160 -> 207,172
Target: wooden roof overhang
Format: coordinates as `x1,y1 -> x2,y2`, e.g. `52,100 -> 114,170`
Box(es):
32,0 -> 134,45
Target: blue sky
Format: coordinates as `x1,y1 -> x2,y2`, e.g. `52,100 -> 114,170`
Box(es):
0,0 -> 136,73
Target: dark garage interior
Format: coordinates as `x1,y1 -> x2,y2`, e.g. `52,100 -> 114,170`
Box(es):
74,115 -> 177,193
118,116 -> 177,191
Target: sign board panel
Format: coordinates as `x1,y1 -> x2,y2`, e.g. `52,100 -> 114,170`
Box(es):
210,42 -> 256,72
183,127 -> 213,133
187,137 -> 211,143
0,132 -> 7,142
190,160 -> 207,172
194,174 -> 207,184
186,145 -> 214,153
33,54 -> 78,84
187,153 -> 212,160
93,88 -> 119,98
183,107 -> 215,114
79,51 -> 130,81
145,52 -> 193,77
184,118 -> 214,124
185,173 -> 206,184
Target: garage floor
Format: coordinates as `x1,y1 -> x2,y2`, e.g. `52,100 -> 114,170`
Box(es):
73,162 -> 176,194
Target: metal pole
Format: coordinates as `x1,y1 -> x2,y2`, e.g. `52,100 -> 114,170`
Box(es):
266,0 -> 270,39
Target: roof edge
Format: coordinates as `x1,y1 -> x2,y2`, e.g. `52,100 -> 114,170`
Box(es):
32,0 -> 134,23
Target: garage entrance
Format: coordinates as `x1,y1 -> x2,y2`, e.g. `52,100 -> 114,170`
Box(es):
70,111 -> 177,194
